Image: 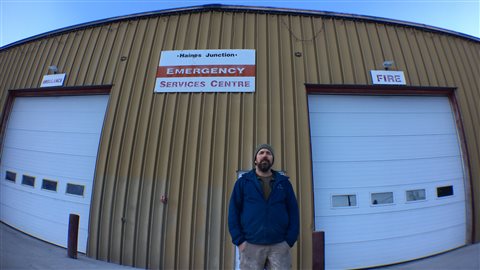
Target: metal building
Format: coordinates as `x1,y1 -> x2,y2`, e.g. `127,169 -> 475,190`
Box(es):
0,4 -> 479,269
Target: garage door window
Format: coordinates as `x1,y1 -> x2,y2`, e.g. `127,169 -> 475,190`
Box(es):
42,179 -> 58,192
22,175 -> 35,187
332,195 -> 357,207
5,171 -> 16,182
406,189 -> 426,202
371,192 -> 394,205
437,185 -> 454,197
66,183 -> 85,196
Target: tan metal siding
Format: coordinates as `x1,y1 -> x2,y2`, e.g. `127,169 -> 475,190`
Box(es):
0,9 -> 479,270
0,48 -> 16,103
11,42 -> 32,88
5,46 -> 26,90
90,24 -> 115,85
12,42 -> 34,89
23,41 -> 47,88
53,33 -> 75,85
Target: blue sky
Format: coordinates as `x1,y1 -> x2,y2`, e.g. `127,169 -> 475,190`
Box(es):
1,0 -> 479,47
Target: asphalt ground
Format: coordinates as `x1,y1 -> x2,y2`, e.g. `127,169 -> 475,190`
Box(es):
1,221 -> 479,269
0,222 -> 139,269
375,243 -> 480,270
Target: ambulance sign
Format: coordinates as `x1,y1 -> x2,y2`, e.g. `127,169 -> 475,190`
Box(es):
155,49 -> 256,93
40,73 -> 66,87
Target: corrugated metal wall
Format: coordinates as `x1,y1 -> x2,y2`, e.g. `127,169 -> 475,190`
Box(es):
1,7 -> 479,269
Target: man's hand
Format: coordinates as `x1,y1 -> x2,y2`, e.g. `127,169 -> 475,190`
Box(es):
239,242 -> 247,252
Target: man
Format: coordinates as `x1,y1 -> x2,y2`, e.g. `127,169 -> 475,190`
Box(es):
228,144 -> 300,270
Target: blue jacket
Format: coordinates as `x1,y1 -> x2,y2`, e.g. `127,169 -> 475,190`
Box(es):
228,169 -> 300,247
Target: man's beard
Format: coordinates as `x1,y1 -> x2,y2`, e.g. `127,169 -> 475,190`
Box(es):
257,159 -> 272,172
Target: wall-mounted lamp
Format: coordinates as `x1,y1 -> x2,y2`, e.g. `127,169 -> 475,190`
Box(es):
382,61 -> 394,70
48,65 -> 58,74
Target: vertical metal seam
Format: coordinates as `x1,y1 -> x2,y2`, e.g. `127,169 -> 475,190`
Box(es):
345,20 -> 359,83
54,33 -> 75,86
448,39 -> 480,150
105,20 -> 138,262
402,28 -> 421,84
74,28 -> 95,85
115,20 -> 145,264
411,28 -> 432,86
123,18 -> 157,267
92,21 -> 128,260
13,42 -> 37,88
0,46 -> 21,90
74,28 -> 98,85
15,42 -> 37,89
99,23 -> 120,84
136,17 -> 163,269
390,27 -> 409,83
64,31 -> 87,86
417,31 -> 439,86
352,22 -> 368,83
82,27 -> 104,85
190,92 -> 205,270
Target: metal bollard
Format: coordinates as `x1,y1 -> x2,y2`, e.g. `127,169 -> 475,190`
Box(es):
312,231 -> 325,270
68,214 -> 80,259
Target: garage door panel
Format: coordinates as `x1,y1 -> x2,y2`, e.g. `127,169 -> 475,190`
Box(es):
0,203 -> 91,240
12,95 -> 109,113
325,224 -> 465,269
1,184 -> 90,225
8,111 -> 106,133
0,205 -> 69,245
4,129 -> 102,156
1,168 -> 92,205
309,95 -> 467,269
312,157 -> 464,188
308,95 -> 452,113
309,112 -> 455,137
2,147 -> 97,180
314,180 -> 466,216
0,95 -> 108,253
311,135 -> 461,162
316,201 -> 466,243
0,203 -> 89,252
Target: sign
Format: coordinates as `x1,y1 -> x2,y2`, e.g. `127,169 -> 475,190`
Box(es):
371,70 -> 406,85
155,49 -> 255,93
40,73 -> 66,87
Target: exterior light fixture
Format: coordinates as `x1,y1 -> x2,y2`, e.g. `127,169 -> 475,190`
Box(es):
382,61 -> 394,70
48,65 -> 58,74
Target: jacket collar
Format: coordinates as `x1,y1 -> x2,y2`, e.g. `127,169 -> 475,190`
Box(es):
243,169 -> 288,198
244,169 -> 287,182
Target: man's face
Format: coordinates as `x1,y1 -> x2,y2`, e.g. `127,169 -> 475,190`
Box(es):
255,148 -> 273,172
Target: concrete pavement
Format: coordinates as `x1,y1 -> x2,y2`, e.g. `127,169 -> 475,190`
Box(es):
0,222 -> 139,269
1,221 -> 479,269
376,243 -> 480,270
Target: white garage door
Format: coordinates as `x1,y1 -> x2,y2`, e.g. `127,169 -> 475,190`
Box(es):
0,95 -> 109,253
308,95 -> 467,269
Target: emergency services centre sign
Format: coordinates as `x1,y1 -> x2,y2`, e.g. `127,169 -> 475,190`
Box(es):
155,49 -> 255,93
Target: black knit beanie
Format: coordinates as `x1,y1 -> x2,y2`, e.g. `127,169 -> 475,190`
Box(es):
254,144 -> 275,165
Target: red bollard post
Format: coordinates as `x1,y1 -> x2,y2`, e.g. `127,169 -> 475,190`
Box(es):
68,214 -> 79,259
312,231 -> 325,270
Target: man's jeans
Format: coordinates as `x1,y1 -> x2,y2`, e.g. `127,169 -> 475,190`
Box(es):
240,241 -> 291,270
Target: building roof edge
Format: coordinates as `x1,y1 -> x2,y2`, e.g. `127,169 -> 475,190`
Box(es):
1,4 -> 479,51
